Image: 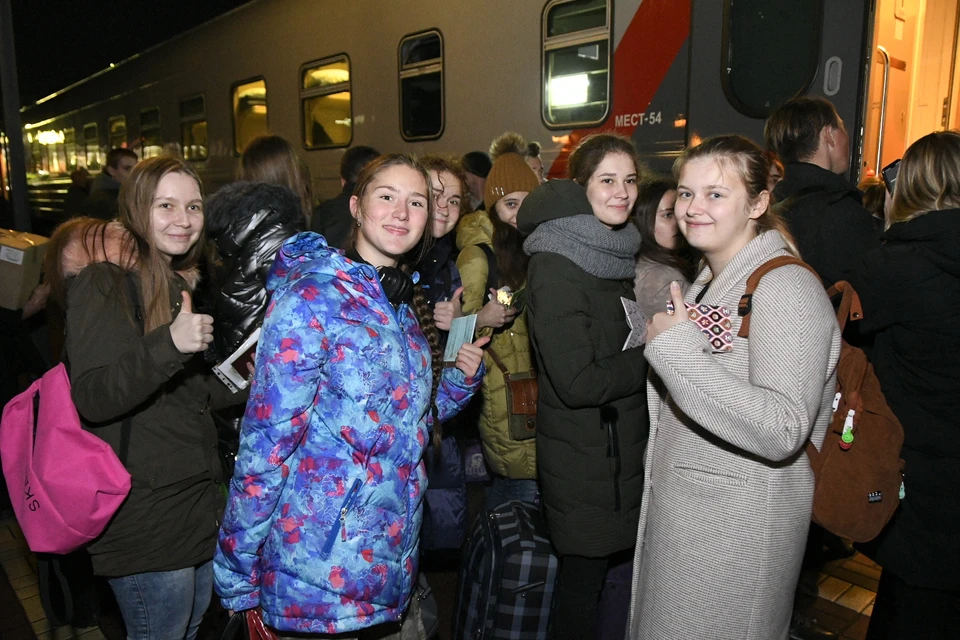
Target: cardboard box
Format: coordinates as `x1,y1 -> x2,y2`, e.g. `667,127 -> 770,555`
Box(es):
0,229 -> 49,310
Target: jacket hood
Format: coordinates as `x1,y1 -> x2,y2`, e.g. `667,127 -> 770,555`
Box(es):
516,179 -> 592,234
456,209 -> 494,250
205,181 -> 304,253
885,208 -> 960,277
59,220 -> 200,290
266,231 -> 375,297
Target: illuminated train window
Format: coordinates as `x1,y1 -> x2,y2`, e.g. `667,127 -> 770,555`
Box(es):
108,116 -> 127,150
64,128 -> 77,172
300,55 -> 352,149
140,108 -> 162,158
83,123 -> 100,171
398,30 -> 444,141
721,0 -> 823,118
232,77 -> 268,155
542,0 -> 611,128
180,94 -> 208,161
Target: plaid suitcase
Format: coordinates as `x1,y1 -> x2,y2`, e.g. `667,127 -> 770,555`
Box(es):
453,500 -> 558,639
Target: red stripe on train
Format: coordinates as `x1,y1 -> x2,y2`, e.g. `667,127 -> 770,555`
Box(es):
548,0 -> 690,179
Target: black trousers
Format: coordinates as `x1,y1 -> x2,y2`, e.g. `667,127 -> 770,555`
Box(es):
866,570 -> 960,639
551,554 -> 610,640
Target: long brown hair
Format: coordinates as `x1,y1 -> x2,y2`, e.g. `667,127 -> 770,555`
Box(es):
568,132 -> 644,187
489,205 -> 529,291
673,134 -> 799,258
888,130 -> 960,228
240,135 -> 314,223
347,154 -> 448,448
634,178 -> 696,281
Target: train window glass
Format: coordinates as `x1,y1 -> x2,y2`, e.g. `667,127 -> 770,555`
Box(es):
301,55 -> 352,149
64,128 -> 77,172
542,0 -> 611,128
108,116 -> 127,150
399,31 -> 443,140
721,0 -> 823,118
83,123 -> 100,171
180,94 -> 208,161
140,108 -> 162,158
232,77 -> 268,155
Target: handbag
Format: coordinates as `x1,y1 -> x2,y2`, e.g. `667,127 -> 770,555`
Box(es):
487,347 -> 538,441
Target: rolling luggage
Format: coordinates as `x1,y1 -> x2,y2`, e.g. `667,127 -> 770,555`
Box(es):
453,500 -> 558,640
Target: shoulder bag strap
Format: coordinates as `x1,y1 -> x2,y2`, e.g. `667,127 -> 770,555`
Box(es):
476,243 -> 498,292
486,346 -> 510,380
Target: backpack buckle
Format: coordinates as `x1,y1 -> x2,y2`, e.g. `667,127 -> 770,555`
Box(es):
738,293 -> 752,317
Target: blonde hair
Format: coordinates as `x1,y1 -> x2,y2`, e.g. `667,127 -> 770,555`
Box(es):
674,134 -> 800,258
888,130 -> 960,228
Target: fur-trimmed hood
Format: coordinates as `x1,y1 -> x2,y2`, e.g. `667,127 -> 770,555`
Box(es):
59,220 -> 201,290
204,181 -> 304,257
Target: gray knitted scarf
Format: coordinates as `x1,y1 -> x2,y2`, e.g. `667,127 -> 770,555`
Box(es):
523,215 -> 641,280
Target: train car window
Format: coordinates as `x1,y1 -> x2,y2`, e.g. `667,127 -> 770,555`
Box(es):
140,108 -> 163,158
33,127 -> 68,175
64,128 -> 77,172
108,116 -> 127,150
399,31 -> 444,140
300,55 -> 352,149
721,0 -> 823,118
542,0 -> 611,128
83,123 -> 101,171
180,94 -> 208,161
232,77 -> 268,155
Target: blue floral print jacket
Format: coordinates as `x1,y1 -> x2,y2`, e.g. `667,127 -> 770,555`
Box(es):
213,233 -> 483,634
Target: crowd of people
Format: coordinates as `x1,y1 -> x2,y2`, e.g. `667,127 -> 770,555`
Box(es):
9,93 -> 958,640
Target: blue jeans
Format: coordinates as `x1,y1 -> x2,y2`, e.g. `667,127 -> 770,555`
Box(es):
108,560 -> 213,640
485,475 -> 538,510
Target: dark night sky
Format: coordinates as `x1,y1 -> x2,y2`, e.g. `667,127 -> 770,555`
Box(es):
10,0 -> 254,106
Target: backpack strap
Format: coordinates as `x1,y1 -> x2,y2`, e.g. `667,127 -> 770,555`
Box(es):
825,281 -> 864,332
737,256 -> 820,338
476,243 -> 498,293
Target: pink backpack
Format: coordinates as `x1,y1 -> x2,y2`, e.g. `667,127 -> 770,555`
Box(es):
0,363 -> 131,554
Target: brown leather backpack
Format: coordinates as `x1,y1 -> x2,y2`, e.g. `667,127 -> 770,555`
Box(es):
738,256 -> 905,543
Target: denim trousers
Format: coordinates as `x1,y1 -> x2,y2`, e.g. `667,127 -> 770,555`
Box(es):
107,560 -> 213,640
484,474 -> 539,511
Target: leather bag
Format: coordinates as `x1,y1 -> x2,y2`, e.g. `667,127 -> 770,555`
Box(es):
487,347 -> 537,441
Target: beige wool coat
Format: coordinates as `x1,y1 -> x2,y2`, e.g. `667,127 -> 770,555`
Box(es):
627,231 -> 841,640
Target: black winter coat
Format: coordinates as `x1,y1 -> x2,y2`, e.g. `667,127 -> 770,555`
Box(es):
774,162 -> 881,287
517,180 -> 649,557
856,209 -> 960,589
204,182 -> 304,362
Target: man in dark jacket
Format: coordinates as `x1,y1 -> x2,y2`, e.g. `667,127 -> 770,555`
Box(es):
310,145 -> 379,249
80,148 -> 137,221
765,97 -> 880,288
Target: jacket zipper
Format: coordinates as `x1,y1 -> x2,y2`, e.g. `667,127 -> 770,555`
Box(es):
604,412 -> 622,512
321,478 -> 362,559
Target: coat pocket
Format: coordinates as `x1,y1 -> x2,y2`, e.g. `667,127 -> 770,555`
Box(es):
320,478 -> 363,559
674,464 -> 748,488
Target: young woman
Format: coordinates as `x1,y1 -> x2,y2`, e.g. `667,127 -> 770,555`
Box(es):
238,134 -> 314,223
627,135 -> 841,639
45,157 -> 241,640
632,178 -> 696,319
455,133 -> 540,509
858,132 -> 960,639
418,154 -> 466,314
517,133 -> 649,640
213,154 -> 487,637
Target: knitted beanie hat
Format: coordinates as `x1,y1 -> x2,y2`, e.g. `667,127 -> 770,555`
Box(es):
484,152 -> 540,210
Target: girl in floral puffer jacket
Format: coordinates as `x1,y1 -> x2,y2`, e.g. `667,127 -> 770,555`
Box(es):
213,155 -> 486,637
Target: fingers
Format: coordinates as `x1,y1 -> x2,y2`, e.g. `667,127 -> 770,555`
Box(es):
181,290 -> 193,314
669,281 -> 685,310
471,336 -> 492,348
452,286 -> 464,302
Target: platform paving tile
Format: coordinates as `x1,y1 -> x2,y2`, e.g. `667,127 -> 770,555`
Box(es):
818,575 -> 854,602
841,558 -> 882,581
835,585 -> 876,613
830,566 -> 880,593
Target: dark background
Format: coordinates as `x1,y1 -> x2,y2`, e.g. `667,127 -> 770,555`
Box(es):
8,0 -> 254,107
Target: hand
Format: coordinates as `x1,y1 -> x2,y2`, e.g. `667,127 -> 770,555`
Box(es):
455,336 -> 491,378
476,288 -> 518,329
646,281 -> 689,344
22,282 -> 51,319
169,291 -> 214,354
434,286 -> 464,331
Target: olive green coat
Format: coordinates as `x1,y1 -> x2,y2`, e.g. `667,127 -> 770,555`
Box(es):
517,182 -> 649,557
455,210 -> 536,479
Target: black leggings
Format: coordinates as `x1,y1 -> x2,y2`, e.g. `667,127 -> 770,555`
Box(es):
551,554 -> 610,640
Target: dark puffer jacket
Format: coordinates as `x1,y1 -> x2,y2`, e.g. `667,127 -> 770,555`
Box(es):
204,182 -> 304,361
517,180 -> 649,557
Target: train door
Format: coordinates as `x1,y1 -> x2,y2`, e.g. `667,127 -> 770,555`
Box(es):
685,0 -> 870,183
860,0 -> 960,179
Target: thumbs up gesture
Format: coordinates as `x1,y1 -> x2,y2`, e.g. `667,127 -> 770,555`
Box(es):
647,281 -> 688,344
434,286 -> 464,331
169,291 -> 215,354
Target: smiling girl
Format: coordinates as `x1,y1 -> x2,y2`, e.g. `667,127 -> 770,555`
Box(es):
518,133 -> 650,640
627,135 -> 841,639
213,154 -> 486,637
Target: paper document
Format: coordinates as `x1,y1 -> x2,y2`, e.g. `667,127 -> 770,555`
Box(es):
443,314 -> 478,364
621,297 -> 647,350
